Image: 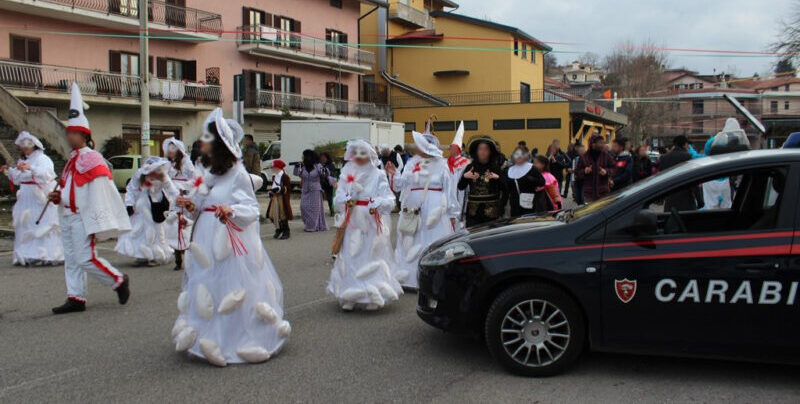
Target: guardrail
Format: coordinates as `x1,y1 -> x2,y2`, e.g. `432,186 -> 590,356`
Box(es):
237,25 -> 375,68
0,60 -> 221,104
253,89 -> 390,120
29,0 -> 222,34
392,88 -> 584,107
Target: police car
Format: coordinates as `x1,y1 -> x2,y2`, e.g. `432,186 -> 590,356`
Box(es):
417,149 -> 800,376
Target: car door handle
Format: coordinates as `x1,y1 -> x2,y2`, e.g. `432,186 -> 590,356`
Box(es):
735,262 -> 779,271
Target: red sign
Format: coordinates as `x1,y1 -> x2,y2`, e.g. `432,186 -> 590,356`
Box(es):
615,279 -> 637,303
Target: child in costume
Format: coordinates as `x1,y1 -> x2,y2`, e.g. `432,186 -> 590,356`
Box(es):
162,137 -> 196,270
266,159 -> 293,240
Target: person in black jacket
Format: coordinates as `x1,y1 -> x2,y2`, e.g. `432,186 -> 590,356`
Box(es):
659,136 -> 702,211
611,138 -> 633,191
459,138 -> 507,227
632,145 -> 653,182
504,146 -> 545,217
546,140 -> 570,191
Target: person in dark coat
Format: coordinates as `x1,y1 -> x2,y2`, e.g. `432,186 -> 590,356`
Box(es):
318,152 -> 337,217
659,135 -> 701,212
546,140 -> 570,192
459,138 -> 507,227
632,145 -> 653,182
267,159 -> 294,239
503,145 -> 545,217
611,138 -> 633,191
574,134 -> 615,202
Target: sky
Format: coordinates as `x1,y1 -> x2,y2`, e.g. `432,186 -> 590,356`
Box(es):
453,0 -> 796,76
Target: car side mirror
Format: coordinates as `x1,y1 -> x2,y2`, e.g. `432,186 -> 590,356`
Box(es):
631,209 -> 658,238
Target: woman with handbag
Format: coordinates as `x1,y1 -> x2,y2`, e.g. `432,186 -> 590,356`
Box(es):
385,131 -> 458,290
114,157 -> 176,266
504,146 -> 545,217
328,140 -> 403,310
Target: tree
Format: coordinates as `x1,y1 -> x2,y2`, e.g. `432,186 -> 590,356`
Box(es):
578,52 -> 601,68
543,52 -> 559,77
100,136 -> 131,158
773,1 -> 800,66
603,40 -> 669,145
775,58 -> 795,74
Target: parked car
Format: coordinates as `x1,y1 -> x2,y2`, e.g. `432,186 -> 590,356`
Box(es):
108,154 -> 141,191
417,149 -> 800,376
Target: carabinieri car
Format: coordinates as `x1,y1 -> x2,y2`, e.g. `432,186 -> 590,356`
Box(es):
417,150 -> 800,376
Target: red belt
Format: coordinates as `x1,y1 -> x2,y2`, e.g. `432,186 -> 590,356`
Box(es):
410,187 -> 443,191
20,181 -> 37,185
354,200 -> 370,206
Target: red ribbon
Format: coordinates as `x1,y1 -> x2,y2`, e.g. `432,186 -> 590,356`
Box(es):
177,212 -> 186,250
204,206 -> 247,256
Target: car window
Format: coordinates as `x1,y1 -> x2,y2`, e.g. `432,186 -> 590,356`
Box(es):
109,157 -> 132,170
262,144 -> 281,161
605,165 -> 788,239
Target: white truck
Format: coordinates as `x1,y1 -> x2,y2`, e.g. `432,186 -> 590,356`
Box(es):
260,120 -> 405,187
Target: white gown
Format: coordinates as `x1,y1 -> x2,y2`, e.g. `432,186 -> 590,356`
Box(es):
391,155 -> 459,288
328,162 -> 403,309
164,158 -> 196,251
114,175 -> 176,262
6,150 -> 63,265
172,164 -> 289,366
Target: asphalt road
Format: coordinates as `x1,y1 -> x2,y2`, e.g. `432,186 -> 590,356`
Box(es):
1,212 -> 800,403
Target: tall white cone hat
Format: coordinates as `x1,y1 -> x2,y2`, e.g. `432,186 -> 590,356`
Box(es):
67,82 -> 91,136
452,121 -> 464,147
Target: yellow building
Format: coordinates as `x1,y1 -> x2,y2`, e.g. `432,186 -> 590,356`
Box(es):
359,2 -> 627,153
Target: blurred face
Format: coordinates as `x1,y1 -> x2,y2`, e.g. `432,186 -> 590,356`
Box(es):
638,146 -> 649,157
553,140 -> 561,149
352,147 -> 370,166
576,146 -> 586,156
612,142 -> 623,154
19,144 -> 35,156
319,154 -> 328,164
167,149 -> 177,160
476,143 -> 491,163
66,129 -> 87,149
512,149 -> 528,165
592,140 -> 605,152
533,159 -> 545,172
200,139 -> 213,156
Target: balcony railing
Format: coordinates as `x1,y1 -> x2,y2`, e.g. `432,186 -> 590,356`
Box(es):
252,89 -> 390,120
392,88 -> 585,108
388,2 -> 434,29
0,60 -> 220,104
237,25 -> 375,69
22,0 -> 222,34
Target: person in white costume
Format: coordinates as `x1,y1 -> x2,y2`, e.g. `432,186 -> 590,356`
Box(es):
1,131 -> 63,266
385,131 -> 459,289
328,140 -> 403,311
115,157 -> 176,266
49,83 -> 131,314
162,137 -> 196,270
447,121 -> 470,226
172,108 -> 289,367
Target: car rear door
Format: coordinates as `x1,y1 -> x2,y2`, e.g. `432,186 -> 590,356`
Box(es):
598,164 -> 799,361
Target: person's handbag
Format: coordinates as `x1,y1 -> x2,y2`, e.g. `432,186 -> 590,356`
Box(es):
398,176 -> 429,234
515,179 -> 534,210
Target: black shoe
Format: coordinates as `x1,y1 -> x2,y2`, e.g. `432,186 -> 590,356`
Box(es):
273,228 -> 281,239
52,299 -> 86,314
115,274 -> 130,305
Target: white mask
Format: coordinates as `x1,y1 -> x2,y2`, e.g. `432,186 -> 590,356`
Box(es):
200,132 -> 215,143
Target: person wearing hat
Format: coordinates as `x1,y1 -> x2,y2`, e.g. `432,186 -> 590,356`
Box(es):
49,83 -> 132,314
266,159 -> 293,239
114,156 -> 176,266
327,139 -> 403,310
1,131 -> 63,266
448,122 -> 470,225
162,137 -> 196,271
172,107 -> 290,367
385,131 -> 458,289
458,137 -> 507,227
574,133 -> 616,203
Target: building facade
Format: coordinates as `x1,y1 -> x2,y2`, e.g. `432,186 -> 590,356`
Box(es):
0,0 -> 383,156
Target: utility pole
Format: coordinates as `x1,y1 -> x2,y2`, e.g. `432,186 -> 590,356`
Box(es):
138,0 -> 151,159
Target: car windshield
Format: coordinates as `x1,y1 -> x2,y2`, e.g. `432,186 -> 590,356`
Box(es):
571,159 -> 701,220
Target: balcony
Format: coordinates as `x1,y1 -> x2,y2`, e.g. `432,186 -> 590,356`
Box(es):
236,25 -> 375,74
0,0 -> 222,41
391,88 -> 585,108
0,60 -> 220,110
245,89 -> 390,121
388,2 -> 434,29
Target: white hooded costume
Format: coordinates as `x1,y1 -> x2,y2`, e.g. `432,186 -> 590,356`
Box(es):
3,131 -> 63,265
172,108 -> 289,367
58,82 -> 131,304
115,157 -> 176,263
327,140 -> 403,310
162,137 -> 197,252
390,131 -> 459,288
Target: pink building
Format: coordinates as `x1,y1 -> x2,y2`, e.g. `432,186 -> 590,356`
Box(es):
0,0 -> 384,155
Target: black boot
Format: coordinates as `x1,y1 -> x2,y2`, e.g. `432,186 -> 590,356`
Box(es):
279,221 -> 290,239
273,225 -> 281,239
174,251 -> 183,271
52,299 -> 86,315
115,274 -> 130,305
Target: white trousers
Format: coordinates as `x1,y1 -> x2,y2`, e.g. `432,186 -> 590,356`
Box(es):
61,213 -> 124,302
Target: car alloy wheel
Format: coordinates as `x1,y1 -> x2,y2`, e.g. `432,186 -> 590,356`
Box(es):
500,299 -> 570,367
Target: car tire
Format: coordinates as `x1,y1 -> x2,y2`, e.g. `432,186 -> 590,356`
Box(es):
484,283 -> 585,377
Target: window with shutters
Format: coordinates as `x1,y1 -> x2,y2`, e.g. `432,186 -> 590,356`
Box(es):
242,7 -> 269,42
326,82 -> 348,114
10,35 -> 41,63
325,29 -> 348,60
275,16 -> 300,49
